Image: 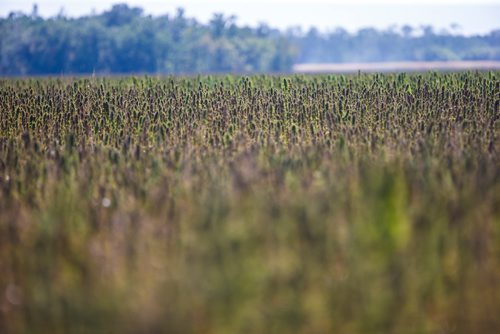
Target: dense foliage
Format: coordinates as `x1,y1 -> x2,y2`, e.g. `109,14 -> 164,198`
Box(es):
1,4 -> 499,75
0,72 -> 499,333
0,5 -> 293,75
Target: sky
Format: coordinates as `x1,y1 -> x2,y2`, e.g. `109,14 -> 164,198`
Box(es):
1,0 -> 499,35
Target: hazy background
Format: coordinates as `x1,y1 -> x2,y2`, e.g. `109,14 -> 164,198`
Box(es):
2,0 -> 499,35
1,1 -> 499,74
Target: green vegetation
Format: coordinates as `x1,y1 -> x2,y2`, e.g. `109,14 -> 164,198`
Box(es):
0,72 -> 499,333
0,5 -> 293,75
1,4 -> 499,75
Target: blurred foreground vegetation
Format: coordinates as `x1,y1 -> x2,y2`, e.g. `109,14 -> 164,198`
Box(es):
0,72 -> 499,333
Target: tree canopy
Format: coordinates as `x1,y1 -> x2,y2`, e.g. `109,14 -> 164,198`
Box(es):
1,4 -> 498,75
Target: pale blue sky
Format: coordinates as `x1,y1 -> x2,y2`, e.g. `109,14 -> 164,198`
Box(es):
1,1 -> 499,35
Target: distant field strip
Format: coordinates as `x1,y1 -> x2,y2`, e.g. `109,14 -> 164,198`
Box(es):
294,61 -> 500,73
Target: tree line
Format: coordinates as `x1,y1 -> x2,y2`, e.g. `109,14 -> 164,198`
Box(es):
1,4 -> 499,75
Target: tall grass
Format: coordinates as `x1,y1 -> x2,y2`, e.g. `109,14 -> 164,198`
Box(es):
0,73 -> 499,333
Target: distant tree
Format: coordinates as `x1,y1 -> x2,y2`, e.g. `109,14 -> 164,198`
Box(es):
401,25 -> 413,38
103,4 -> 143,27
210,13 -> 227,39
31,4 -> 39,19
0,5 -> 498,75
